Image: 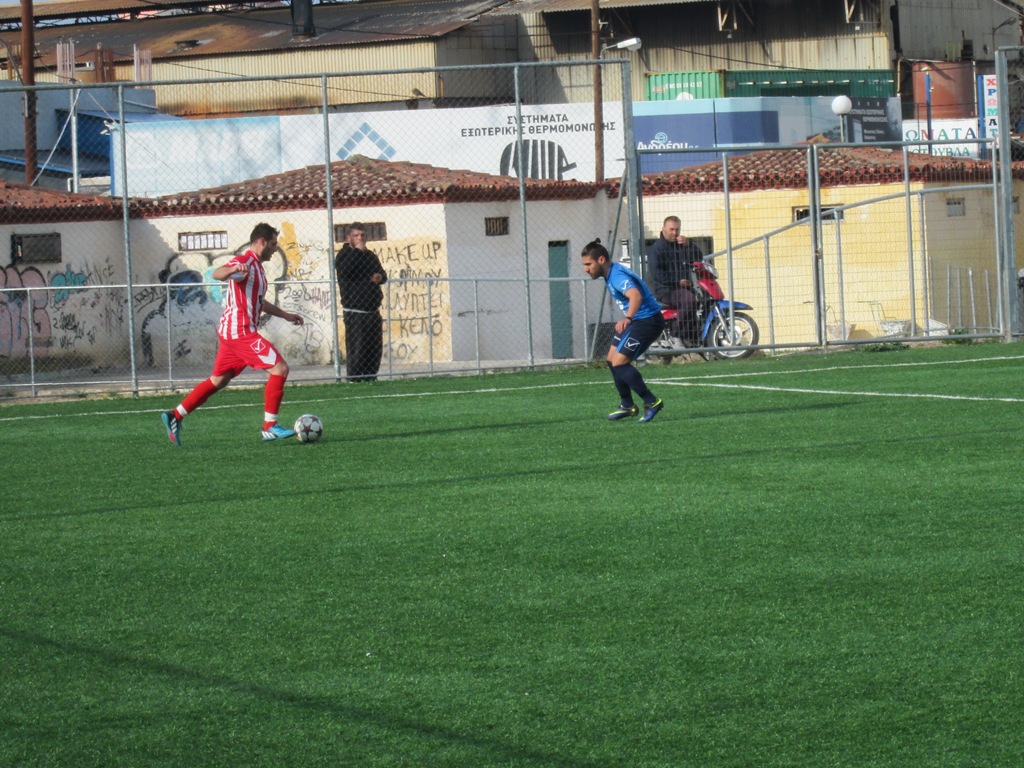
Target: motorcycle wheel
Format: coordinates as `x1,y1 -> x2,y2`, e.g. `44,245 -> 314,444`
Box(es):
708,312 -> 759,360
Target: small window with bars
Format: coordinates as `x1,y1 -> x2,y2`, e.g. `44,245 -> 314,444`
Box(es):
946,198 -> 966,217
178,231 -> 228,251
485,217 -> 510,236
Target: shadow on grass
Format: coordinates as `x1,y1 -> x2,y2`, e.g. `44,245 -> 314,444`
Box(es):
0,401 -> 879,524
0,624 -> 603,768
349,400 -> 864,442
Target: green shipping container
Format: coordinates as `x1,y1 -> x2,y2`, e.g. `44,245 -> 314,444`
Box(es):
723,69 -> 895,98
645,71 -> 724,101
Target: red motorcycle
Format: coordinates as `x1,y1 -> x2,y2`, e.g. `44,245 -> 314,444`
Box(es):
649,259 -> 759,361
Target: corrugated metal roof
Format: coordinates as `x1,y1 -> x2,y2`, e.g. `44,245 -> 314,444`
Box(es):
491,0 -> 704,14
1,0 -> 508,62
0,0 -> 269,24
66,109 -> 184,123
0,148 -> 110,175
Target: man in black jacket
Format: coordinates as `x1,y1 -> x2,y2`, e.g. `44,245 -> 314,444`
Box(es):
647,215 -> 703,342
335,223 -> 388,381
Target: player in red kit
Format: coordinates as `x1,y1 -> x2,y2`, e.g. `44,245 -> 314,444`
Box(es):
161,223 -> 305,445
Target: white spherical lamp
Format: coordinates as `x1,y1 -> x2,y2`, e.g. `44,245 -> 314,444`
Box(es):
831,95 -> 853,117
831,95 -> 853,142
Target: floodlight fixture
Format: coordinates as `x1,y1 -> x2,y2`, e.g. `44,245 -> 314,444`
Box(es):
601,37 -> 642,56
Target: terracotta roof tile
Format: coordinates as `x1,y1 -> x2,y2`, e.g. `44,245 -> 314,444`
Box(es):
6,147 -> 1017,222
135,156 -> 604,216
626,144 -> 1010,197
0,180 -> 121,223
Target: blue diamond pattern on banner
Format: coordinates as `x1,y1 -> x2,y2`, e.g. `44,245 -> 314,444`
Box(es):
337,122 -> 398,160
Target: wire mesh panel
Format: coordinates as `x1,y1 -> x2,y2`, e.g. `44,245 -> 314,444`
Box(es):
639,146 -> 823,352
637,139 -> 1003,355
3,59 -> 1019,397
816,142 -> 999,341
0,61 -> 634,397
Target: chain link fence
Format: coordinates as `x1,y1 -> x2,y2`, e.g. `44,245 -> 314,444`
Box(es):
2,61 -> 639,397
638,139 -> 1004,359
2,59 -> 1021,398
997,47 -> 1024,334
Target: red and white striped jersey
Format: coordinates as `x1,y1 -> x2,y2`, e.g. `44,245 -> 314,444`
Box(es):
217,250 -> 267,340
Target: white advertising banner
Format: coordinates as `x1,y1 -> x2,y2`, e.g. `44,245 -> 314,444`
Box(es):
902,119 -> 983,157
116,102 -> 624,197
981,73 -> 999,140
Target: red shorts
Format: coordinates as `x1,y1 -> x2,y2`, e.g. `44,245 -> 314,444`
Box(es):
212,334 -> 282,377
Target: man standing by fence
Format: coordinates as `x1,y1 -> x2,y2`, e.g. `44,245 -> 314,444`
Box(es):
335,223 -> 388,382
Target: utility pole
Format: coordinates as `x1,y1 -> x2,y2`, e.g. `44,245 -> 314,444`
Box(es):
591,0 -> 602,183
21,0 -> 37,185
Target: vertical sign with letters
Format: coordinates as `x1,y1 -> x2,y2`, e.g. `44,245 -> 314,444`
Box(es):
979,74 -> 999,158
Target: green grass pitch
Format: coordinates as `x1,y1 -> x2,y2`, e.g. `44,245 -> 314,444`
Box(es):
2,343 -> 1023,767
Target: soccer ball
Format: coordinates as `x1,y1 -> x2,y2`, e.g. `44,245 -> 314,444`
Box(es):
294,413 -> 323,443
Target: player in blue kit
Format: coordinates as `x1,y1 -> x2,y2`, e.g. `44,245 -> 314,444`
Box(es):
581,239 -> 665,423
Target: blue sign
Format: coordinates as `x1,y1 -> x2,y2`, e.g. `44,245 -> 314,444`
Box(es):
634,112 -> 718,174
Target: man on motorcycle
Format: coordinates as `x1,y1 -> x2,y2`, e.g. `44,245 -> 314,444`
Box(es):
648,215 -> 703,343
581,239 -> 665,423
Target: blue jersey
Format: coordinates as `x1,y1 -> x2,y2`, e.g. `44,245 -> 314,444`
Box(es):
604,263 -> 662,319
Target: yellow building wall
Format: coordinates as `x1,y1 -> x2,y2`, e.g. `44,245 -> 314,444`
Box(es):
645,179 -> 1010,345
922,187 -> 1002,332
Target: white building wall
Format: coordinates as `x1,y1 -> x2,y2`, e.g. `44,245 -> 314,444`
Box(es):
1,218 -> 127,366
444,194 -> 611,362
2,190 -> 612,376
132,204 -> 449,369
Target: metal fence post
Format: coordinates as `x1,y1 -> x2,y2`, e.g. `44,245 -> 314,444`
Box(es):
473,278 -> 482,375
321,75 -> 343,383
808,145 -> 825,346
27,286 -> 37,397
902,146 -> 917,336
512,64 -> 535,367
619,60 -> 643,277
763,237 -> 776,350
165,284 -> 173,388
996,48 -> 1017,339
117,84 -> 140,396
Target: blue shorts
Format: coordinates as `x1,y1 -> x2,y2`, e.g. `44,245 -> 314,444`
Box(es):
611,314 -> 665,361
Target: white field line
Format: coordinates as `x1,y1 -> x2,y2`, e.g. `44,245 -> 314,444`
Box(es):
2,353 -> 1023,424
656,380 -> 1024,403
0,380 -> 602,423
649,353 -> 1024,403
647,353 -> 1024,383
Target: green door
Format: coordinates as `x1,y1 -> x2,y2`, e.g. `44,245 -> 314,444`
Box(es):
548,241 -> 573,359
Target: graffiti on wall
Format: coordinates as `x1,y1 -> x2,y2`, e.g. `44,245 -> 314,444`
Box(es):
137,240 -> 291,367
377,236 -> 451,363
2,224 -> 450,375
273,221 -> 333,365
0,265 -> 50,359
1,260 -> 124,361
51,260 -> 124,354
138,223 -> 337,368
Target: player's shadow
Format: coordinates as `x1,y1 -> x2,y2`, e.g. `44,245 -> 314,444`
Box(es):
0,624 -> 605,768
351,400 -> 862,443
